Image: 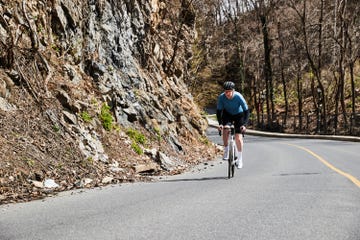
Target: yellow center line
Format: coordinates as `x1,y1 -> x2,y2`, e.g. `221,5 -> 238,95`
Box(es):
285,143 -> 360,188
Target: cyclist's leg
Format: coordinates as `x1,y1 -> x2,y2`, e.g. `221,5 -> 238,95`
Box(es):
233,113 -> 244,151
221,111 -> 232,160
221,110 -> 231,146
234,133 -> 243,168
222,127 -> 230,147
233,114 -> 245,168
234,133 -> 243,151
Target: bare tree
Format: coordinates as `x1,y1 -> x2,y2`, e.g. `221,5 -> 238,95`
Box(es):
288,0 -> 328,133
190,0 -> 359,135
220,0 -> 247,92
291,36 -> 305,130
343,1 -> 360,130
163,0 -> 196,74
331,0 -> 348,133
275,21 -> 289,126
245,0 -> 279,127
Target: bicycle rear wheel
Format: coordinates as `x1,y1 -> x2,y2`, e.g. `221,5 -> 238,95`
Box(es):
231,158 -> 235,177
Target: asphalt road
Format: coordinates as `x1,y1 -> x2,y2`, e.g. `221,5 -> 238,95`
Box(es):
1,128 -> 359,240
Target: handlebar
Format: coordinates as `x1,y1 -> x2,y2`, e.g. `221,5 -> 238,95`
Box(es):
218,125 -> 245,137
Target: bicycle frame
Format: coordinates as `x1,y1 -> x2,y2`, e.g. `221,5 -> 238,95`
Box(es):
221,124 -> 236,178
228,125 -> 237,178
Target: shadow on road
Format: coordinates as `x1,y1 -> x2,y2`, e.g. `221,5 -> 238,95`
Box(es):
160,176 -> 228,183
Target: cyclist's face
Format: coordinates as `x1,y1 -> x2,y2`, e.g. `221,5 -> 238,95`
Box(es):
224,90 -> 234,99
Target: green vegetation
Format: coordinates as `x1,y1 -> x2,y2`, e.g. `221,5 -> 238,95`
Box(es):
51,44 -> 60,53
81,157 -> 94,167
154,126 -> 162,142
199,136 -> 210,145
99,103 -> 114,131
24,158 -> 35,167
131,142 -> 143,155
91,98 -> 98,105
126,128 -> 147,155
80,111 -> 93,123
53,125 -> 60,133
126,128 -> 146,145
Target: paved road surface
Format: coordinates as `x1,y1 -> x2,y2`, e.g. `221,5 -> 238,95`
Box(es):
1,129 -> 359,240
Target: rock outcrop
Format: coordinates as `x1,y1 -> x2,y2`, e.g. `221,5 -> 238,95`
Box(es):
0,0 -> 218,203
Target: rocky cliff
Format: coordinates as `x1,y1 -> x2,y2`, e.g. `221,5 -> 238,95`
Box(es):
0,0 -> 218,203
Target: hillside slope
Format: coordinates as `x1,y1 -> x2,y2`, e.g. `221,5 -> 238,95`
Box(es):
0,0 -> 218,204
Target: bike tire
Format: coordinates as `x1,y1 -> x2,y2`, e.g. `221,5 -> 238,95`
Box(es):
228,159 -> 231,179
228,142 -> 235,179
231,159 -> 235,177
231,145 -> 235,178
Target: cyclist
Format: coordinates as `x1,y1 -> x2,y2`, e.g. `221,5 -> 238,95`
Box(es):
217,81 -> 249,169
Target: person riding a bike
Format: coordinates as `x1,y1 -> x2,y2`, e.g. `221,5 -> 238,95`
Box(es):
217,81 -> 249,169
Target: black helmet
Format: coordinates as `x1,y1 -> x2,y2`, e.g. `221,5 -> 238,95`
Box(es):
223,81 -> 235,90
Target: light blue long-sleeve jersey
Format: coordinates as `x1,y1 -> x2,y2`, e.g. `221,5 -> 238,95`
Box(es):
217,91 -> 248,115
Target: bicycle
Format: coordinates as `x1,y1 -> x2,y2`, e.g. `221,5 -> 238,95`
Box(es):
219,124 -> 237,179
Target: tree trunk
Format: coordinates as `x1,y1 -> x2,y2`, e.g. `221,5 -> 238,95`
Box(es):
277,22 -> 289,126
260,15 -> 274,127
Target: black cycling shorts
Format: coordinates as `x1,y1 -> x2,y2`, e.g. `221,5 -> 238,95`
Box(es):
220,110 -> 246,134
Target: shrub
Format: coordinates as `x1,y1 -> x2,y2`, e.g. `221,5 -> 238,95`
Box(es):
53,125 -> 60,132
154,126 -> 162,142
126,128 -> 147,155
131,142 -> 143,155
126,128 -> 146,145
80,111 -> 92,123
100,103 -> 114,131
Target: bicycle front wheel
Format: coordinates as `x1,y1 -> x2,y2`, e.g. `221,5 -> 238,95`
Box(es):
228,142 -> 235,178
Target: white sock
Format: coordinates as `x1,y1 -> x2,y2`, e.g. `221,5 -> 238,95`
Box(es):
223,146 -> 229,159
237,151 -> 243,168
237,151 -> 242,160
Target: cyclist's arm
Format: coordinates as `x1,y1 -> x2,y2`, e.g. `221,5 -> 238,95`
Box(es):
216,95 -> 224,125
236,93 -> 249,126
216,109 -> 222,125
243,109 -> 249,126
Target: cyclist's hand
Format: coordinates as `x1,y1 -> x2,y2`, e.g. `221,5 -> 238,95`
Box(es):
240,125 -> 246,134
218,125 -> 223,136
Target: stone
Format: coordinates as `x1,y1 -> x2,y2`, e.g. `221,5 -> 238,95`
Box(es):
102,176 -> 113,184
44,179 -> 59,189
63,111 -> 78,125
158,152 -> 176,171
31,180 -> 44,188
133,163 -> 159,173
0,97 -> 17,111
144,148 -> 158,159
110,167 -> 125,173
76,178 -> 93,188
